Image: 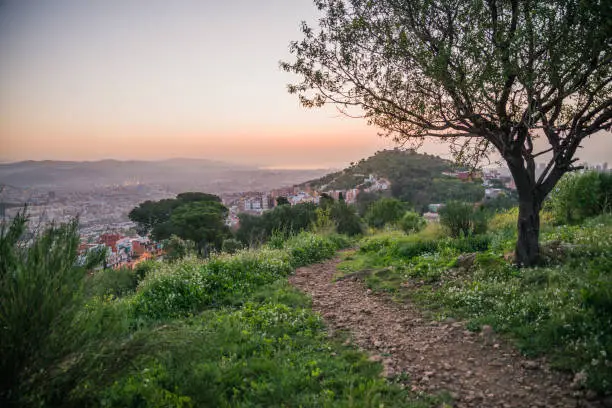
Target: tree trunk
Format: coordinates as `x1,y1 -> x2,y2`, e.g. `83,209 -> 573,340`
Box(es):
515,197 -> 541,267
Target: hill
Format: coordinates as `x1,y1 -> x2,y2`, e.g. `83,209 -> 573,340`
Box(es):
0,159 -> 330,194
301,149 -> 484,211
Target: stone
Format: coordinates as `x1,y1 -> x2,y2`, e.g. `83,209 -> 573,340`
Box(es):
585,389 -> 598,401
570,370 -> 587,390
456,252 -> 477,270
522,360 -> 539,370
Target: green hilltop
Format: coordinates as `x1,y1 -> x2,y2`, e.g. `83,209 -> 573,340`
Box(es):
301,149 -> 485,211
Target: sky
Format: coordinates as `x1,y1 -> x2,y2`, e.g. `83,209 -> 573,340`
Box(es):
0,0 -> 609,168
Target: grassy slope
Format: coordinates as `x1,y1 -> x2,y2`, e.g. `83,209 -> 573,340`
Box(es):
336,215 -> 612,394
25,232 -> 445,407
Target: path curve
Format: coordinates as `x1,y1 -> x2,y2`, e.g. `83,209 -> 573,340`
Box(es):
289,257 -> 605,408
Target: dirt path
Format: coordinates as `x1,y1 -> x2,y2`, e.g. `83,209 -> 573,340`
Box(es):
289,257 -> 605,408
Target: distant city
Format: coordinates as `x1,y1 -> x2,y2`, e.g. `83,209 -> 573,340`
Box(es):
0,159 -> 609,271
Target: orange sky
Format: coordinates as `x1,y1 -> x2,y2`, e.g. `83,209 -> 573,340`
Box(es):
0,1 -> 609,168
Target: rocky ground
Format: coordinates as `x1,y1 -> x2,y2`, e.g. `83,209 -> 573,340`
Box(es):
289,257 -> 610,408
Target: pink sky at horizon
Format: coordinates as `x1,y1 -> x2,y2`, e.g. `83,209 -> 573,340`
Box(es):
1,1 -> 610,168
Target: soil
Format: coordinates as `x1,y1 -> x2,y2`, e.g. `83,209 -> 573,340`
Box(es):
289,257 -> 608,408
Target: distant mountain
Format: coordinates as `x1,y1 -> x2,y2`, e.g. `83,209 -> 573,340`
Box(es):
301,149 -> 484,211
0,159 -> 329,194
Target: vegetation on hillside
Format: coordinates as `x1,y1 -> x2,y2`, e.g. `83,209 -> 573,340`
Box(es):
302,150 -> 484,212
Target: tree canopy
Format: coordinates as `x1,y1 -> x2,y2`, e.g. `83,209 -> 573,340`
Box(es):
129,192 -> 229,254
283,0 -> 612,265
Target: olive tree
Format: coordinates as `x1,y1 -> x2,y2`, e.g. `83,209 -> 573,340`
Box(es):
282,0 -> 611,266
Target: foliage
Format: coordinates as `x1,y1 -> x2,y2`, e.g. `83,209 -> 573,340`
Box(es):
364,198 -> 406,229
329,201 -> 364,236
355,190 -> 384,217
164,235 -> 196,262
284,232 -> 340,268
73,294 -> 440,408
312,207 -> 335,234
129,193 -> 229,255
165,201 -> 230,255
304,150 -> 483,211
546,171 -> 612,224
132,248 -> 294,319
88,267 -> 140,298
399,211 -> 426,234
0,212 -> 104,404
276,196 -> 290,206
439,201 -> 487,238
221,238 -> 243,254
236,202 -> 318,245
481,193 -> 518,214
283,0 -> 612,266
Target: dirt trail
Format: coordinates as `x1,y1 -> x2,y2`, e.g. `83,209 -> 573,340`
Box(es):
289,257 -> 605,408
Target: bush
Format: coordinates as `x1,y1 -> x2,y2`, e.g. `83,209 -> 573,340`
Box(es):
0,213 -> 104,404
221,238 -> 243,254
285,232 -> 338,267
399,211 -> 426,234
364,198 -> 406,229
88,267 -> 139,298
439,201 -> 487,237
132,249 -> 293,319
164,235 -> 196,262
547,171 -> 612,224
330,202 -> 364,236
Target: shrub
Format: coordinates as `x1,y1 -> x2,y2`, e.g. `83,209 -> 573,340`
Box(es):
285,232 -> 338,267
399,211 -> 426,234
88,267 -> 139,298
133,260 -> 158,281
547,171 -> 612,224
0,213 -> 103,404
312,207 -> 335,234
221,238 -> 243,254
164,235 -> 196,262
330,202 -> 364,236
132,249 -> 293,319
439,201 -> 487,237
364,198 -> 406,229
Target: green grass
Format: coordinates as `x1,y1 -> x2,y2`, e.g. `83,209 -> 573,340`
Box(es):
6,226 -> 444,407
343,214 -> 612,394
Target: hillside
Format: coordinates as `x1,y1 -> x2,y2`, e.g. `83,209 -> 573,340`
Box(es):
301,149 -> 484,211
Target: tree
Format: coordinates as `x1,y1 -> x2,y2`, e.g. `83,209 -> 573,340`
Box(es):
276,196 -> 290,206
355,191 -> 382,216
166,201 -> 230,256
129,192 -> 223,237
282,0 -> 612,266
319,192 -> 335,210
128,193 -> 229,256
